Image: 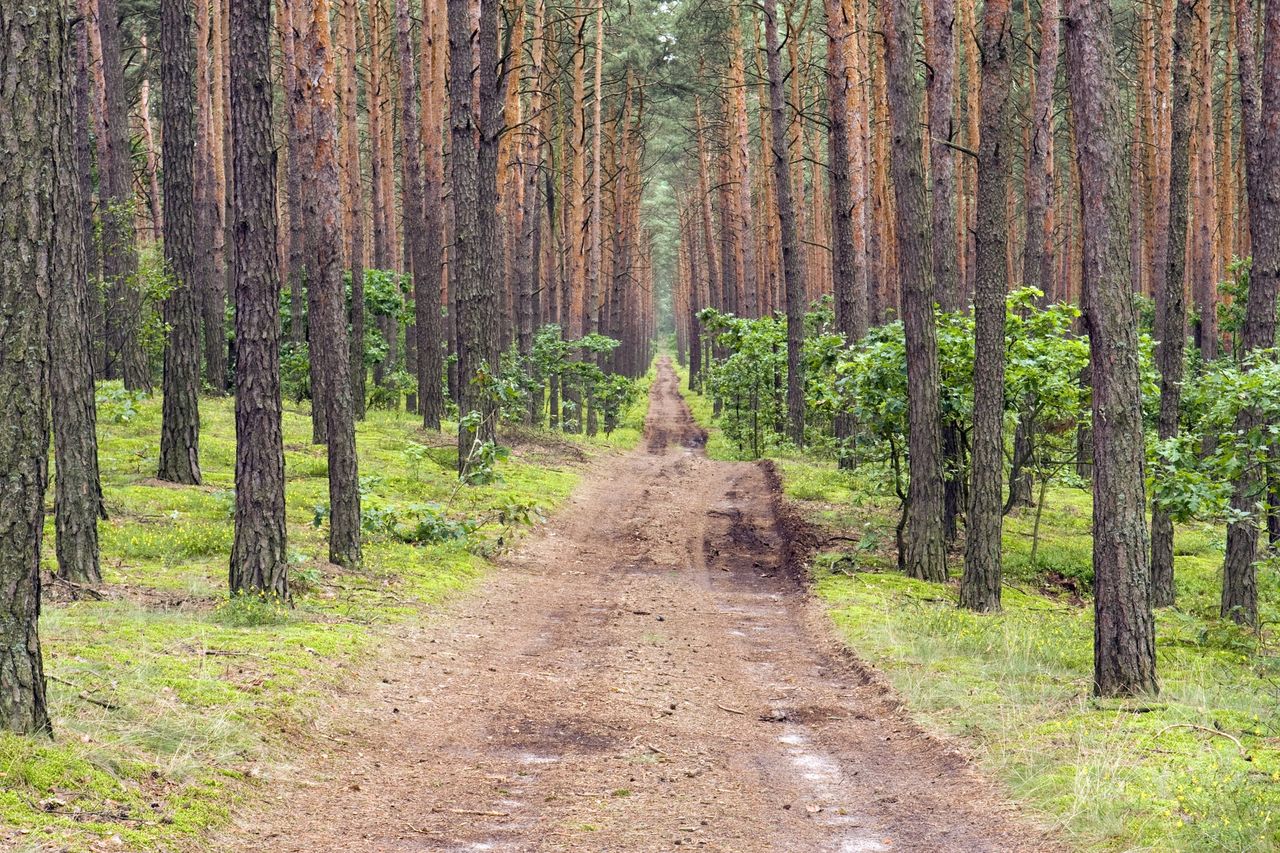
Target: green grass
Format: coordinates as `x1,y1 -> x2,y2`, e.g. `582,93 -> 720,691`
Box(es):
674,376 -> 1280,852
5,381 -> 635,851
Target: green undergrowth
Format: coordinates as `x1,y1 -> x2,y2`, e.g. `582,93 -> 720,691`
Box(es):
4,379 -> 637,852
670,369 -> 1280,851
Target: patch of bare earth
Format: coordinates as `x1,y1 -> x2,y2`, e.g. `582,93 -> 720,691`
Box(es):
215,358 -> 1056,852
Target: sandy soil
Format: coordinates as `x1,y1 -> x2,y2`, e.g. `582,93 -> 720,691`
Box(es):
216,357 -> 1056,852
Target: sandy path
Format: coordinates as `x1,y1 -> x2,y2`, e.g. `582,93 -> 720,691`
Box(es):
218,358 -> 1053,852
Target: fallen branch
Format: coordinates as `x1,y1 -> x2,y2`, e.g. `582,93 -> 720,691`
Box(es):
1155,723 -> 1251,759
430,807 -> 510,817
47,674 -> 121,711
716,702 -> 747,715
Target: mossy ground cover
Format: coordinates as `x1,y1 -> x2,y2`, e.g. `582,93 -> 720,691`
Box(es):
2,376 -> 650,852
675,364 -> 1280,851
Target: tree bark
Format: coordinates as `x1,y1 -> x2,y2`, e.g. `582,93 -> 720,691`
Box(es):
450,0 -> 502,462
53,10 -> 107,587
229,0 -> 290,599
341,0 -> 367,418
97,0 -> 150,391
1,0 -> 64,735
1064,0 -> 1158,696
299,0 -> 361,568
158,0 -> 204,486
419,0 -> 447,429
764,2 -> 807,448
886,0 -> 947,582
1150,0 -> 1196,609
196,0 -> 228,393
1221,0 -> 1279,627
960,0 -> 1014,612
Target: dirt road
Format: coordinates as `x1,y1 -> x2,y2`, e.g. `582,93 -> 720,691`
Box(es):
220,358 -> 1051,852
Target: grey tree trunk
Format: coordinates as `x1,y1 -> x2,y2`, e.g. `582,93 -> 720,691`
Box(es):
1150,0 -> 1196,609
158,0 -> 204,486
886,0 -> 947,582
1221,0 -> 1279,627
961,0 -> 1014,613
1,0 -> 64,735
97,0 -> 150,391
229,0 -> 290,599
764,2 -> 807,448
1064,0 -> 1158,696
52,11 -> 107,586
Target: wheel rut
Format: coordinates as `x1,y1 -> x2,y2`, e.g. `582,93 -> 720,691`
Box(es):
217,357 -> 1054,852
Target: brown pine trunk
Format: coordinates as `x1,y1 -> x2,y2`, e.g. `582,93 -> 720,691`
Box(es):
1064,0 -> 1158,696
960,0 -> 1014,612
764,3 -> 807,448
886,0 -> 947,581
420,0 -> 448,428
54,9 -> 107,587
924,0 -> 958,311
395,0 -> 441,429
1006,0 -> 1060,513
1221,0 -> 1279,627
341,0 -> 368,418
196,0 -> 228,393
158,0 -> 203,486
97,0 -> 150,390
451,0 -> 503,461
299,0 -> 361,568
1151,0 -> 1197,609
0,0 -> 62,735
229,0 -> 290,599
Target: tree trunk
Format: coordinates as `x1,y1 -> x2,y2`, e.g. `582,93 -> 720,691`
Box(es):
421,0 -> 448,429
1221,0 -> 1279,627
395,0 -> 438,431
158,0 -> 204,486
886,0 -> 947,582
450,0 -> 502,464
1,0 -> 64,735
1150,0 -> 1196,609
341,0 -> 367,418
196,0 -> 228,393
299,0 -> 361,568
1064,0 -> 1158,696
229,0 -> 290,600
764,2 -> 807,448
53,9 -> 107,587
960,0 -> 1014,612
97,0 -> 150,391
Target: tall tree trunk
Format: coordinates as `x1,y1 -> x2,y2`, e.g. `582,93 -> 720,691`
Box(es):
281,0 -> 309,349
960,0 -> 1014,612
54,9 -> 107,586
299,0 -> 361,568
158,0 -> 204,486
764,1 -> 807,448
395,0 -> 436,430
341,0 -> 367,418
1151,0 -> 1197,609
419,0 -> 447,429
886,0 -> 947,582
1,0 -> 65,735
1064,0 -> 1158,696
196,0 -> 228,393
585,0 -> 604,436
450,0 -> 502,463
924,0 -> 958,311
97,0 -> 150,391
1007,0 -> 1059,512
229,0 -> 290,600
517,0 -> 547,423
1221,0 -> 1279,627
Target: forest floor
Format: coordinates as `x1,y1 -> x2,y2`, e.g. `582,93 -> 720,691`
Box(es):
215,358 -> 1051,852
